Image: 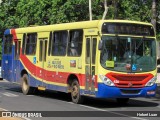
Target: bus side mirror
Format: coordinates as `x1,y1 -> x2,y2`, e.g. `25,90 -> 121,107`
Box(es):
98,40 -> 103,50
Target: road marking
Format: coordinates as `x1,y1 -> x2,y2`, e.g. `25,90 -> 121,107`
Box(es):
67,102 -> 74,104
26,95 -> 34,96
120,108 -> 127,110
2,92 -> 19,97
77,104 -> 148,120
21,117 -> 32,120
0,108 -> 8,111
157,105 -> 160,108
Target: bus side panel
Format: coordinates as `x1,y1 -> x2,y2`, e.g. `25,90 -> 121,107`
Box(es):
2,52 -> 14,82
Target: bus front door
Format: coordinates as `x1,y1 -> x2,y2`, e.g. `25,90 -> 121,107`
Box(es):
38,39 -> 48,88
85,37 -> 97,95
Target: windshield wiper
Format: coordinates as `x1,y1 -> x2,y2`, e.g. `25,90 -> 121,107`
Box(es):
136,36 -> 145,50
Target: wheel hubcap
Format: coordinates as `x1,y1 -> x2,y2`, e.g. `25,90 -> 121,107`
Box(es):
72,85 -> 78,98
23,78 -> 28,91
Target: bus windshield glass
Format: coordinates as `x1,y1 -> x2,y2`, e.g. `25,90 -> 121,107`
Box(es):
100,36 -> 156,72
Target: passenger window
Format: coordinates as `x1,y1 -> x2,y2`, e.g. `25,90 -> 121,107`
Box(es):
51,31 -> 68,56
25,33 -> 37,55
67,30 -> 83,56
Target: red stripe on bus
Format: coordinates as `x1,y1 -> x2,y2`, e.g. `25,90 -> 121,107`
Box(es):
11,29 -> 18,41
20,54 -> 89,86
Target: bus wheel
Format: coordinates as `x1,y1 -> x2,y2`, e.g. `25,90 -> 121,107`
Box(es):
116,98 -> 129,105
21,74 -> 34,95
71,80 -> 84,104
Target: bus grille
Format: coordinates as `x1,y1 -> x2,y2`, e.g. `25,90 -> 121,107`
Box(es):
120,89 -> 141,94
106,73 -> 153,88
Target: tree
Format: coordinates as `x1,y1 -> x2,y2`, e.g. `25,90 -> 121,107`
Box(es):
156,0 -> 160,40
0,0 -> 19,59
0,0 -> 19,36
16,0 -> 51,26
48,0 -> 104,23
0,0 -> 159,31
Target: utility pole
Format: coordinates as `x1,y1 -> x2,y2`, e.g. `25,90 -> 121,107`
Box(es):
89,0 -> 92,21
113,0 -> 118,19
102,0 -> 109,20
151,0 -> 156,31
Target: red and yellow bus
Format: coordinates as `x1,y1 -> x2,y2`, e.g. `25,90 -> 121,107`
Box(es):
1,20 -> 157,104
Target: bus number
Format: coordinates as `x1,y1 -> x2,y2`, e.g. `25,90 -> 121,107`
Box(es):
52,61 -> 64,69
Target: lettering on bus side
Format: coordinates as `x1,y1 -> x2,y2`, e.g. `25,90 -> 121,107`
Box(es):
52,60 -> 64,69
47,60 -> 52,68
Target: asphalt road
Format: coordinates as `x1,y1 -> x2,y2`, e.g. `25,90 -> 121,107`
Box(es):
0,80 -> 160,120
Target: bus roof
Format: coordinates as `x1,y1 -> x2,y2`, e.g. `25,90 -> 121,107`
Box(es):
5,20 -> 153,34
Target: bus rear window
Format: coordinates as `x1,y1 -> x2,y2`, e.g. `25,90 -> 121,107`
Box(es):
4,35 -> 13,54
102,23 -> 155,36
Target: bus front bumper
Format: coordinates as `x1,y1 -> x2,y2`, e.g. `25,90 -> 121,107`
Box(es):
96,83 -> 157,98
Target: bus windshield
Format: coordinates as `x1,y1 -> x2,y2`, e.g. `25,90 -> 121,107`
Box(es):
100,36 -> 156,72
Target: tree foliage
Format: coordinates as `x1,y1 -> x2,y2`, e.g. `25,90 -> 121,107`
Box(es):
0,0 -> 159,37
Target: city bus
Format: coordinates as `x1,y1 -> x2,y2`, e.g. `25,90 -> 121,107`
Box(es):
1,20 -> 157,104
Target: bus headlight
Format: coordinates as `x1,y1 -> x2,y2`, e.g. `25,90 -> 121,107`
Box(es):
145,76 -> 157,87
99,75 -> 115,86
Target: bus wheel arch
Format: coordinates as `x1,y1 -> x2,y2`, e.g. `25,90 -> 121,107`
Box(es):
21,69 -> 28,77
67,74 -> 79,92
67,74 -> 84,104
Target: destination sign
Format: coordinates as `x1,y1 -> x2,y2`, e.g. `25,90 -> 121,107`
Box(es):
102,23 -> 155,36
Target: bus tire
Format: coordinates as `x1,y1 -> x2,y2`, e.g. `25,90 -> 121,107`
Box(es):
116,98 -> 129,105
21,74 -> 34,95
71,80 -> 84,104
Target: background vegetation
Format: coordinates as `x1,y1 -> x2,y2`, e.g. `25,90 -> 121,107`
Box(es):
0,0 -> 160,59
